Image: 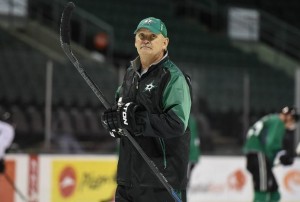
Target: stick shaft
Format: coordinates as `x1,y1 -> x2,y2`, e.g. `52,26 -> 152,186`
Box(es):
4,173 -> 28,202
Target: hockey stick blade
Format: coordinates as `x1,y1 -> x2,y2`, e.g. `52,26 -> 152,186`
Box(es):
60,2 -> 111,109
59,3 -> 182,202
60,2 -> 75,45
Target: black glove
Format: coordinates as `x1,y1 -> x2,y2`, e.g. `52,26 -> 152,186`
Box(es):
101,106 -> 122,138
101,102 -> 145,137
0,158 -> 5,173
280,154 -> 294,166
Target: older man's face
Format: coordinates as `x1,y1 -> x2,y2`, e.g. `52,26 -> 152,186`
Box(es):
135,28 -> 169,57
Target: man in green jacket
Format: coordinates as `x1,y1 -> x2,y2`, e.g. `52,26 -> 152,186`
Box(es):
243,106 -> 299,202
101,17 -> 191,201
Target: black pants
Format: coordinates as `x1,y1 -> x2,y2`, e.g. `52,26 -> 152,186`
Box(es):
246,152 -> 278,192
115,185 -> 186,202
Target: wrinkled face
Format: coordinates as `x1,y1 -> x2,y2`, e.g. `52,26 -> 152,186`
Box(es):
135,28 -> 169,57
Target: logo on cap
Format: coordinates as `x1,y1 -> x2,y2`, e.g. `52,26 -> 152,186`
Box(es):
144,19 -> 154,25
134,17 -> 167,37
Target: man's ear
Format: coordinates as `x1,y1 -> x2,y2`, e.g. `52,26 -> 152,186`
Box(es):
163,37 -> 169,50
134,35 -> 138,49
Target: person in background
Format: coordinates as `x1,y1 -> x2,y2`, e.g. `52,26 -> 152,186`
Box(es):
101,17 -> 191,201
187,113 -> 201,184
243,106 -> 299,202
0,108 -> 15,174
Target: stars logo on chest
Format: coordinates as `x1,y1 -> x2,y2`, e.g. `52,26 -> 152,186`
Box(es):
144,81 -> 156,92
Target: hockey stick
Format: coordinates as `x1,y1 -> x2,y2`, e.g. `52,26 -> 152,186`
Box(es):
59,2 -> 182,202
4,173 -> 28,202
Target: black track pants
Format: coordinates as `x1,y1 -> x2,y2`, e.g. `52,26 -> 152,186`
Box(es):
115,185 -> 186,202
246,152 -> 278,192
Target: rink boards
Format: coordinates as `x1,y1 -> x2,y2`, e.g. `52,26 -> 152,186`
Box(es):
1,155 -> 300,202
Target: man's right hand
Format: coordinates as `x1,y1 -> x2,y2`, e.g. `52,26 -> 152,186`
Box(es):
101,106 -> 122,138
101,102 -> 145,137
0,158 -> 5,173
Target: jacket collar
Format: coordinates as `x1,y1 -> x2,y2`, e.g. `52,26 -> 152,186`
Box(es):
130,51 -> 169,75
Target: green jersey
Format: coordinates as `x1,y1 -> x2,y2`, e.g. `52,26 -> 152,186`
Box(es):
243,114 -> 285,162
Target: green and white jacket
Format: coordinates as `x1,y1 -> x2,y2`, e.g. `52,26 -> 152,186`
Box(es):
116,52 -> 191,189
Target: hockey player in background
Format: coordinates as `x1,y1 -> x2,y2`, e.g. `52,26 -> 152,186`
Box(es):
101,17 -> 191,201
0,108 -> 15,174
187,113 -> 201,184
243,106 -> 299,202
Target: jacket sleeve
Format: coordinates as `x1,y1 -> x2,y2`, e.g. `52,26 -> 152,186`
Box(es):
0,122 -> 15,158
142,72 -> 191,139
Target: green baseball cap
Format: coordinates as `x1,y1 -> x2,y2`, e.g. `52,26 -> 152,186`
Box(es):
134,17 -> 168,37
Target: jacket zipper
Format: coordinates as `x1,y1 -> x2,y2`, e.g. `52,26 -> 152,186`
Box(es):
133,71 -> 141,100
